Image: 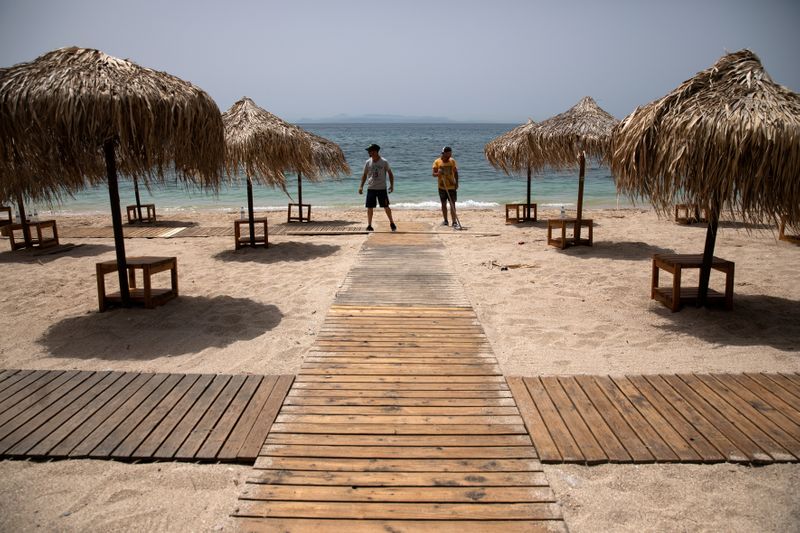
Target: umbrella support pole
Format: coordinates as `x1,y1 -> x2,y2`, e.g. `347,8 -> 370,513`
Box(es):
15,192 -> 32,249
247,177 -> 256,247
575,152 -> 586,242
133,176 -> 143,222
697,209 -> 719,307
104,139 -> 131,306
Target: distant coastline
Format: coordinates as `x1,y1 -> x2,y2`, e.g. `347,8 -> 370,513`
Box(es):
296,113 -> 457,124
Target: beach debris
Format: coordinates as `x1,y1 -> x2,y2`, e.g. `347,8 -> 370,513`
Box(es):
487,260 -> 537,270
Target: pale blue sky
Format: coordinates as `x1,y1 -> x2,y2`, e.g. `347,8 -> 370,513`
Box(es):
1,0 -> 798,122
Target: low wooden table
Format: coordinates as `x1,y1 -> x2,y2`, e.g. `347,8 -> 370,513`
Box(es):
505,203 -> 537,223
674,204 -> 707,224
0,206 -> 12,236
126,204 -> 157,224
547,218 -> 593,249
7,220 -> 59,250
234,217 -> 269,249
651,253 -> 734,312
96,256 -> 178,311
287,203 -> 311,223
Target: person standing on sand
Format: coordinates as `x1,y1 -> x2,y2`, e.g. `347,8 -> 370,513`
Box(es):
432,146 -> 460,229
358,143 -> 397,232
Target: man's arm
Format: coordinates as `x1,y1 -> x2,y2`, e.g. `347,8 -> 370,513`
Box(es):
432,161 -> 439,177
454,166 -> 459,187
387,169 -> 395,193
358,166 -> 367,194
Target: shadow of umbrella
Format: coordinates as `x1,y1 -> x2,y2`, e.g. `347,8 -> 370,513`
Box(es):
0,243 -> 115,264
213,241 -> 341,264
0,47 -> 224,307
39,296 -> 282,360
612,50 -> 800,306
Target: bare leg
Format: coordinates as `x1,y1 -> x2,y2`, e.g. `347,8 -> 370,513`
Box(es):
367,208 -> 374,227
384,207 -> 395,225
450,200 -> 458,225
440,200 -> 449,223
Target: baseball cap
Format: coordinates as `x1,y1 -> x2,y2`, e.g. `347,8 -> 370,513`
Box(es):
366,144 -> 380,152
441,146 -> 452,153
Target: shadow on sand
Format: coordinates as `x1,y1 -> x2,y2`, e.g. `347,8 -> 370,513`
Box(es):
0,243 -> 116,264
39,295 -> 282,360
561,240 -> 675,261
213,241 -> 340,264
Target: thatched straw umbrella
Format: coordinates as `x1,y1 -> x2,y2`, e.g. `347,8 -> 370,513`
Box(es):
0,46 -> 224,306
532,96 -> 618,241
484,119 -> 540,220
612,49 -> 800,305
296,130 -> 350,215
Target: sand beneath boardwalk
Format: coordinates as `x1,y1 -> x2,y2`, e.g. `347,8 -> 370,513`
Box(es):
1,206 -> 798,532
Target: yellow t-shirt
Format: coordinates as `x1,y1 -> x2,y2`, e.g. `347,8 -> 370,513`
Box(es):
433,158 -> 458,190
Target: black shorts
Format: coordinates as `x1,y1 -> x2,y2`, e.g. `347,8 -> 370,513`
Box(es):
438,188 -> 457,202
366,189 -> 389,208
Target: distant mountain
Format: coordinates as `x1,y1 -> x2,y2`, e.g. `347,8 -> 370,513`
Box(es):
296,113 -> 456,124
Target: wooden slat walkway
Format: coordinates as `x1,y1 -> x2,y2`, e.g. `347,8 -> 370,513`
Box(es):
0,369 -> 291,462
509,373 -> 800,465
58,221 -> 366,239
234,223 -> 566,532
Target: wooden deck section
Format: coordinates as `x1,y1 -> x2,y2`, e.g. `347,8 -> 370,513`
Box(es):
234,224 -> 566,531
0,369 -> 291,462
57,221 -> 367,239
509,374 -> 800,465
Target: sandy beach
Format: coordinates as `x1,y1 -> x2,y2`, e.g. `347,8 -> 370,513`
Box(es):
1,206 -> 798,532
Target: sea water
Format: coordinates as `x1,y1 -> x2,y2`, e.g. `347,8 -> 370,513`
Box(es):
33,123 -> 631,216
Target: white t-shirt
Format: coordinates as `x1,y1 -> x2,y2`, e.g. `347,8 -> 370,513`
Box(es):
364,157 -> 391,190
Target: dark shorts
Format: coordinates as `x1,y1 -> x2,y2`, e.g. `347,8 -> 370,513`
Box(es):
366,189 -> 389,208
438,188 -> 457,203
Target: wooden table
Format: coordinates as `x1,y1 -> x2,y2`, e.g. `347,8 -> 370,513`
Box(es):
0,206 -> 12,236
287,203 -> 311,223
674,204 -> 707,224
505,203 -> 537,223
7,220 -> 59,250
96,256 -> 178,311
126,203 -> 157,223
651,253 -> 734,312
547,218 -> 593,249
234,217 -> 269,249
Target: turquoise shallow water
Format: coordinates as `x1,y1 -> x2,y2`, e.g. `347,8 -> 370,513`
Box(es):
32,123 -> 631,215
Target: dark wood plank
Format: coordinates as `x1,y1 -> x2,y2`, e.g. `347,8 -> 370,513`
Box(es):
0,370 -> 72,427
269,423 -> 526,435
260,445 -> 537,459
246,470 -> 549,487
236,375 -> 293,460
758,374 -> 800,409
198,374 -> 263,459
278,405 -> 520,416
217,375 -> 278,460
732,374 -> 800,427
253,456 -> 542,472
288,389 -> 513,398
234,518 -> 567,533
283,396 -> 516,406
239,485 -> 555,503
0,369 -> 51,405
264,433 -> 532,447
274,414 -> 524,425
0,369 -> 28,395
522,377 -> 583,462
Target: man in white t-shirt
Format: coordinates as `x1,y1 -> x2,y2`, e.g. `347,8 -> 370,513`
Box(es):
358,143 -> 397,232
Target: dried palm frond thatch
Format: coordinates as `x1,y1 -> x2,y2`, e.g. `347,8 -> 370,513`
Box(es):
484,119 -> 541,175
305,131 -> 351,181
610,49 -> 800,306
611,49 -> 800,227
0,46 -> 224,305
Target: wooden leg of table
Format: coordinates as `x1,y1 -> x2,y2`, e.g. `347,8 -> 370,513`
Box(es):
171,261 -> 179,297
672,267 -> 681,312
143,265 -> 152,308
561,223 -> 567,249
96,266 -> 107,312
651,261 -> 659,300
128,268 -> 137,290
725,264 -> 734,310
587,222 -> 593,245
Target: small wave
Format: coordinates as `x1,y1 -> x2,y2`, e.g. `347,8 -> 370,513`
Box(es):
391,199 -> 500,210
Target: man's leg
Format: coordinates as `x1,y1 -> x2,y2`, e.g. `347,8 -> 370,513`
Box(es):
384,207 -> 395,225
440,199 -> 449,224
367,208 -> 374,227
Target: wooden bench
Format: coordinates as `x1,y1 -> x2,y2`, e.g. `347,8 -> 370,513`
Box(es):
7,220 -> 59,250
96,256 -> 178,311
287,203 -> 311,223
505,203 -> 537,223
651,253 -> 734,312
547,218 -> 593,249
126,203 -> 157,224
234,217 -> 269,249
674,204 -> 707,224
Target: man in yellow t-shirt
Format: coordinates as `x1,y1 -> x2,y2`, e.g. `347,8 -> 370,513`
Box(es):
432,146 -> 460,229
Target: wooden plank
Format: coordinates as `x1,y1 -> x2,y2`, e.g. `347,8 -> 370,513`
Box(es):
111,374 -> 200,458
593,375 -> 679,462
30,372 -> 140,456
176,374 -> 247,459
153,374 -> 231,459
0,370 -> 72,427
0,369 -> 53,405
253,457 -> 542,472
507,377 -> 561,462
234,518 -> 567,533
759,374 -> 800,409
239,485 -> 555,503
522,377 -> 583,462
288,389 -> 513,398
236,375 -> 294,460
661,374 -> 769,462
278,405 -> 520,416
261,445 -> 537,459
135,374 -> 215,458
299,365 -> 501,376
291,380 -> 508,389
264,434 -> 532,447
246,470 -> 549,487
234,501 -> 563,520
682,374 -> 795,462
625,375 -> 719,462
198,374 -> 263,459
732,374 -> 800,427
0,369 -> 31,395
611,376 -> 701,462
269,423 -> 527,435
217,375 -> 279,460
0,371 -> 111,455
283,396 -> 516,407
274,414 -> 524,425
68,373 -> 170,457
743,373 -> 800,415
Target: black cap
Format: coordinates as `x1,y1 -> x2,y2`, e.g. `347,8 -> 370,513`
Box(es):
366,144 -> 380,152
442,146 -> 452,153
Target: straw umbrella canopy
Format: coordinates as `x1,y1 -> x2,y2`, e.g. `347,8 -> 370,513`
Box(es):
298,130 -> 350,207
484,119 -> 540,219
611,49 -> 800,305
531,96 -> 618,239
0,46 -> 224,305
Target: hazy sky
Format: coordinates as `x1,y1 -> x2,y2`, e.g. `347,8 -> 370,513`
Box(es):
1,0 -> 798,122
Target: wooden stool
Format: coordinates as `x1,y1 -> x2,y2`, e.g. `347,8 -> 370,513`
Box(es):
651,253 -> 734,312
234,217 -> 269,249
505,203 -> 537,224
96,256 -> 178,311
674,204 -> 707,224
7,220 -> 59,250
288,203 -> 311,223
546,218 -> 593,249
126,204 -> 157,224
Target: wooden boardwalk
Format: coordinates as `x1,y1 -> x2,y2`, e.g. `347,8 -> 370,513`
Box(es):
509,373 -> 800,464
0,369 -> 291,462
58,221 -> 366,239
234,224 -> 566,532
